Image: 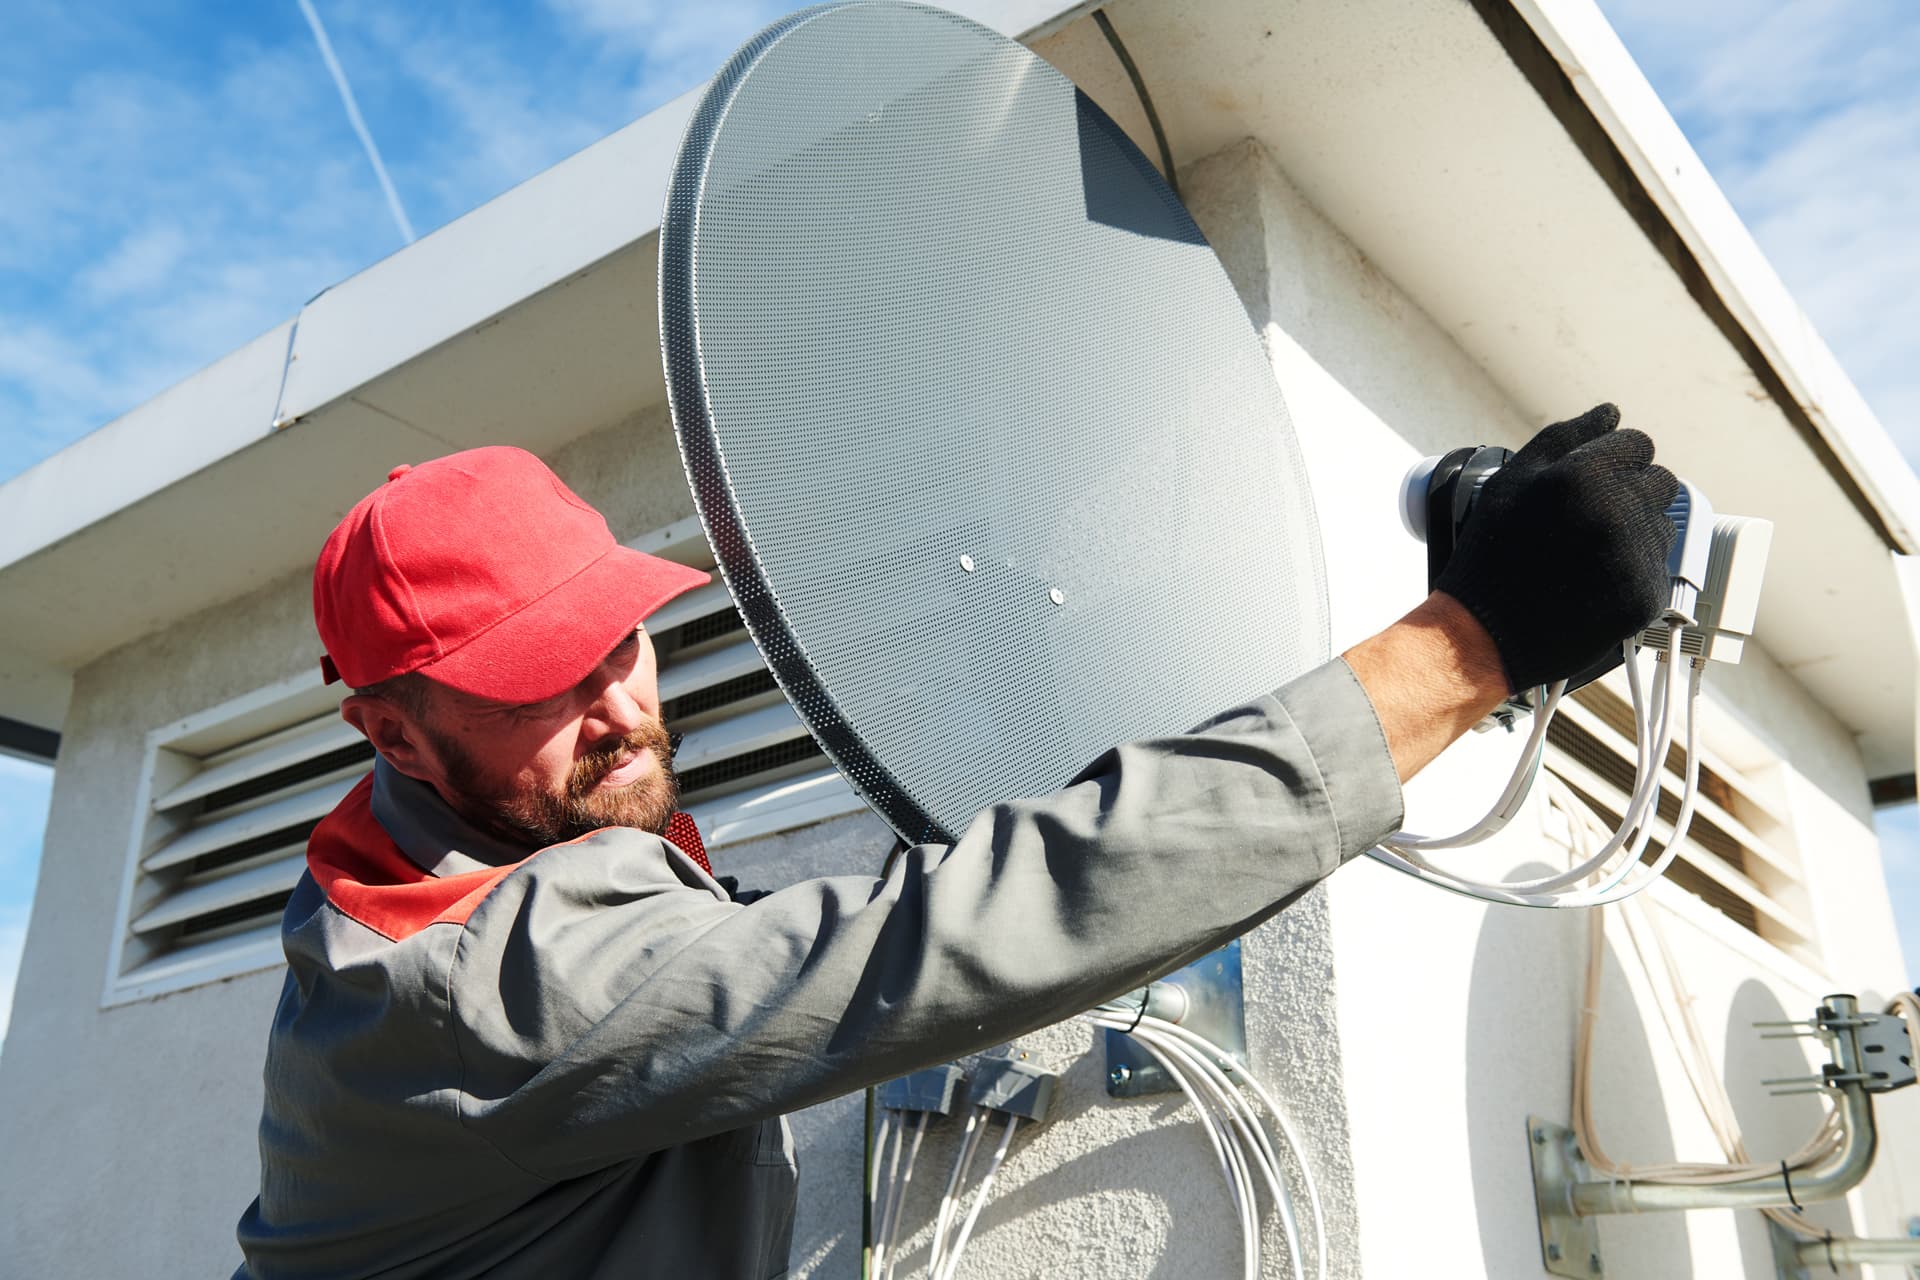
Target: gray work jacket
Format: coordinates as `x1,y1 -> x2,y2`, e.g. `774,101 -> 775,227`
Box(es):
234,658 -> 1401,1278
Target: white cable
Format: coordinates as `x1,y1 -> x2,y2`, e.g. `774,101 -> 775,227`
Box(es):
875,1110 -> 927,1280
1369,630 -> 1709,908
1131,1026 -> 1280,1280
869,1111 -> 891,1209
1389,641 -> 1670,893
1125,1017 -> 1320,1280
927,1107 -> 984,1278
869,1109 -> 906,1280
1386,678 -> 1565,849
1137,1017 -> 1326,1280
1086,999 -> 1330,1280
1089,1012 -> 1322,1280
936,1115 -> 1018,1280
1131,1032 -> 1244,1204
1088,1013 -> 1257,1277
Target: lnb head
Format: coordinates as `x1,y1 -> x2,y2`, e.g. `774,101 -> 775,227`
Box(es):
1399,445 -> 1512,590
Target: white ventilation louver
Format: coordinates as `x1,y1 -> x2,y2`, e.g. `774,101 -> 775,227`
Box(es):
1544,677 -> 1813,962
107,681 -> 369,1005
105,514 -> 875,1005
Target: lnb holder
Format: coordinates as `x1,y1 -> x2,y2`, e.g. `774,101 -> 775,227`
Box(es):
968,1056 -> 1056,1122
878,1063 -> 966,1116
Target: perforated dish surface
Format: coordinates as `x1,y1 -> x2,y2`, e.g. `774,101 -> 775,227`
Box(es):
661,0 -> 1328,843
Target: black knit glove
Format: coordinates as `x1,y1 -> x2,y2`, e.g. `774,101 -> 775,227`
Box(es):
1436,404 -> 1678,692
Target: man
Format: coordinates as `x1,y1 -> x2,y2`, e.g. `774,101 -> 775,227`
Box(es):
236,406 -> 1676,1277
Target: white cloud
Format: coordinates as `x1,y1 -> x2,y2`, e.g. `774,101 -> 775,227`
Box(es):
545,0 -> 786,62
76,225 -> 192,303
357,9 -> 610,208
0,34 -> 392,477
0,0 -> 802,482
1597,1 -> 1920,454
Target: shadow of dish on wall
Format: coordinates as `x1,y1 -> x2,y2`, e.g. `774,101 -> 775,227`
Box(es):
1465,870 -> 1693,1277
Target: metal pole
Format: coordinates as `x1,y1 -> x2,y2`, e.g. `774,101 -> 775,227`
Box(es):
1792,1235 -> 1920,1268
1568,996 -> 1879,1217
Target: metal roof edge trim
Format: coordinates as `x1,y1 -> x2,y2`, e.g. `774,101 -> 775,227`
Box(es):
0,322 -> 293,571
1484,0 -> 1920,553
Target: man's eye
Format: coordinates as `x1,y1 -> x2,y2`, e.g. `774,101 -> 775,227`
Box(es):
510,695 -> 566,721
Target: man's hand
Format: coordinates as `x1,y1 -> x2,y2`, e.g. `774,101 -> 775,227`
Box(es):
1435,404 -> 1678,693
1344,406 -> 1679,783
1342,593 -> 1508,783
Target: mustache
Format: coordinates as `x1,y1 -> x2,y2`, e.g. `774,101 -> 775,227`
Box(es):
568,721 -> 675,794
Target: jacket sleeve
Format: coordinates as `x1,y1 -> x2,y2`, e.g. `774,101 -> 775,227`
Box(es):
447,658 -> 1402,1180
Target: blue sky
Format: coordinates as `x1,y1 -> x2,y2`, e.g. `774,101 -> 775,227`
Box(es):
0,1 -> 1916,1044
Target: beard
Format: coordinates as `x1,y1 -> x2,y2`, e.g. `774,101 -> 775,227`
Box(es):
436,717 -> 681,849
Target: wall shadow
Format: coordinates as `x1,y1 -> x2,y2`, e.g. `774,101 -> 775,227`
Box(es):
1465,880 -> 1692,1277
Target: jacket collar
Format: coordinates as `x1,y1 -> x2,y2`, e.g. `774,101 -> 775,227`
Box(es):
369,754 -> 529,878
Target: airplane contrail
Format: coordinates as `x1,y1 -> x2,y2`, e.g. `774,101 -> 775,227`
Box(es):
295,0 -> 416,245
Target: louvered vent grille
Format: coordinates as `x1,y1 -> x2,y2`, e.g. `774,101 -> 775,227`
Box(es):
1544,677 -> 1810,960
107,679 -> 367,1004
108,515 -> 873,1004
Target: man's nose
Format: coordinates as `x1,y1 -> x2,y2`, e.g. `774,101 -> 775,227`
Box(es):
584,674 -> 647,741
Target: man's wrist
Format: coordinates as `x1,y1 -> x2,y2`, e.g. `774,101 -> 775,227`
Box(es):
1339,592 -> 1510,783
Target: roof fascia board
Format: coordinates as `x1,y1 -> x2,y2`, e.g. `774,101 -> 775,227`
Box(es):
0,322 -> 291,571
273,87 -> 701,428
1485,0 -> 1920,552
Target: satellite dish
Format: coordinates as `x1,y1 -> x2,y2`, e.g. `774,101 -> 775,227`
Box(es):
661,0 -> 1328,844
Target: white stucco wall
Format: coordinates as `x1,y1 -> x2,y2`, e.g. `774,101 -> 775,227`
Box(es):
0,126 -> 1912,1280
1182,125 -> 1920,1280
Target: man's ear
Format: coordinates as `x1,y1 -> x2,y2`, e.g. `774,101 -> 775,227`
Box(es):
340,694 -> 437,783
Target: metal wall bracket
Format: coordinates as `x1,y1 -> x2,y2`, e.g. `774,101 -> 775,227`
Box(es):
1104,941 -> 1246,1098
1857,1008 -> 1916,1093
1767,1218 -> 1812,1280
1528,1116 -> 1604,1278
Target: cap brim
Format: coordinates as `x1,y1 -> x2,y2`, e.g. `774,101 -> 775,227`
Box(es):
418,546 -> 711,705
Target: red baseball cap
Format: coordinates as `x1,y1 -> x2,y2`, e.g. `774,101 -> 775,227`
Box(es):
313,447 -> 711,704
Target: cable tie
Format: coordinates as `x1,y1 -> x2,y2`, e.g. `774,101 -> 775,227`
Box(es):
1780,1160 -> 1802,1211
1822,1230 -> 1836,1274
1122,994 -> 1149,1035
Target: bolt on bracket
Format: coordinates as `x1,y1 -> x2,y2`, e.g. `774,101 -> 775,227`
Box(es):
1527,1116 -> 1605,1279
1103,940 -> 1247,1098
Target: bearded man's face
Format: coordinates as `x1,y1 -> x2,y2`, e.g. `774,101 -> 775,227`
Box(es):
408,627 -> 682,847
437,715 -> 680,846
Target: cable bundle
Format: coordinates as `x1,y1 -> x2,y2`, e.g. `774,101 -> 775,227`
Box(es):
1369,629 -> 1706,908
867,1058 -> 1047,1280
868,1107 -> 931,1280
920,1105 -> 1018,1280
1085,1003 -> 1326,1280
1558,779 -> 1920,1240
